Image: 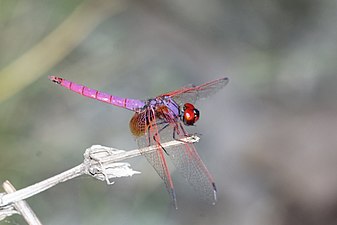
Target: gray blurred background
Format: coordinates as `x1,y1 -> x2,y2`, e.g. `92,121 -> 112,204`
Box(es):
1,0 -> 337,224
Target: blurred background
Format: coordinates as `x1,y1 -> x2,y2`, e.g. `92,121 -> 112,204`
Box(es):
1,0 -> 337,224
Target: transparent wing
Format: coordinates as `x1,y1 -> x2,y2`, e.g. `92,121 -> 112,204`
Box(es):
160,77 -> 229,105
158,122 -> 217,204
134,110 -> 177,208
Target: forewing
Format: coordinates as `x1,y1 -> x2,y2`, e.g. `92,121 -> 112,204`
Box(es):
160,77 -> 228,105
159,122 -> 217,204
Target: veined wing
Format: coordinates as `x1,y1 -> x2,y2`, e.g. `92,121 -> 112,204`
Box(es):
158,122 -> 217,204
133,109 -> 177,209
160,77 -> 228,105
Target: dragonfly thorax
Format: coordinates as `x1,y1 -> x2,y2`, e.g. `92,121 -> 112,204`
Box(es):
129,96 -> 181,137
149,96 -> 181,119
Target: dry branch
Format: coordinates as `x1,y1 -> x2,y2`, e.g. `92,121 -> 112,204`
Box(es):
0,135 -> 199,223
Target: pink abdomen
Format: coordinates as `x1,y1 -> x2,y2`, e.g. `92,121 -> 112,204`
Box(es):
49,76 -> 145,111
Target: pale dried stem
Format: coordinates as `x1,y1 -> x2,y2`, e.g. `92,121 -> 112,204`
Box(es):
0,135 -> 199,220
3,181 -> 42,225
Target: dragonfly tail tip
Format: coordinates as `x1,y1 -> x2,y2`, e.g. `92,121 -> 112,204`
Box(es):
48,76 -> 62,84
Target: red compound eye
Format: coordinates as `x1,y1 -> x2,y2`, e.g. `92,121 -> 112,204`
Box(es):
182,103 -> 200,126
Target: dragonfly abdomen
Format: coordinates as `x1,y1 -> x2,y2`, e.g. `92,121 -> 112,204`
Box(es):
49,76 -> 145,111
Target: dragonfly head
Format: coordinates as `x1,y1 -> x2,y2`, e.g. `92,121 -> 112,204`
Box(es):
181,103 -> 200,126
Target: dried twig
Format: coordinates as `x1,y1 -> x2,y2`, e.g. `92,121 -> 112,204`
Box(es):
0,135 -> 199,223
3,181 -> 42,225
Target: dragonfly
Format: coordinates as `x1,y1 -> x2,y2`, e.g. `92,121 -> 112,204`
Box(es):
49,75 -> 228,208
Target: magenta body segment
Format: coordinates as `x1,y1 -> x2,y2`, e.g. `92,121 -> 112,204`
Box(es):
49,76 -> 145,111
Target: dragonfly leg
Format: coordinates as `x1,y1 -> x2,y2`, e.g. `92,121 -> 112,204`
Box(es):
145,109 -> 153,145
155,121 -> 193,145
145,109 -> 171,155
152,122 -> 171,156
157,122 -> 170,133
171,123 -> 195,144
153,133 -> 170,156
